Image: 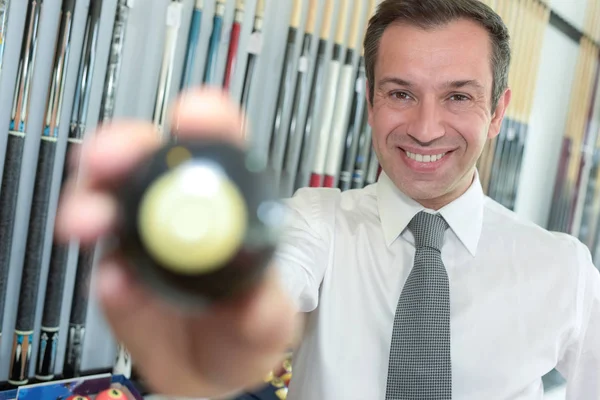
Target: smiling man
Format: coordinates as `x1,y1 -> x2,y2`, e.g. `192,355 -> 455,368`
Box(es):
55,0 -> 600,399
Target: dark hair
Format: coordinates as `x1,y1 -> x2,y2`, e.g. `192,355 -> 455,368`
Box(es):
363,0 -> 511,111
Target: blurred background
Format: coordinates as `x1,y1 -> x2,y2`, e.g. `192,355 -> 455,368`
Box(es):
0,0 -> 597,399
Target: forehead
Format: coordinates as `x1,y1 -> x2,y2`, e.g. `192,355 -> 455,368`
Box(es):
375,18 -> 494,87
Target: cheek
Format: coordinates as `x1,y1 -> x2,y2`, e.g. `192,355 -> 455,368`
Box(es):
371,106 -> 404,144
449,115 -> 489,152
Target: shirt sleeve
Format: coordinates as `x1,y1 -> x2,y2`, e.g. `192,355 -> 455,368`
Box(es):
555,239 -> 600,398
273,187 -> 335,313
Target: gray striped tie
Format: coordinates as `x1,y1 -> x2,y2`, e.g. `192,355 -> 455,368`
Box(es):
385,211 -> 452,400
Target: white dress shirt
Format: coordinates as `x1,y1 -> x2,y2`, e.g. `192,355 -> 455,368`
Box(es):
274,169 -> 600,400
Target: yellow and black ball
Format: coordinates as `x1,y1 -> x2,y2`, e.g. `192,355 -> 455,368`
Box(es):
116,138 -> 281,308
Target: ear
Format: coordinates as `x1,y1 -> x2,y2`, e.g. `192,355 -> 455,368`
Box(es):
488,88 -> 511,139
365,79 -> 374,127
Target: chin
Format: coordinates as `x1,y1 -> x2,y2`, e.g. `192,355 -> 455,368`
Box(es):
396,177 -> 453,203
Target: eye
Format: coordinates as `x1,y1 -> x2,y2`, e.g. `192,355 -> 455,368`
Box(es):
449,94 -> 470,101
390,91 -> 412,100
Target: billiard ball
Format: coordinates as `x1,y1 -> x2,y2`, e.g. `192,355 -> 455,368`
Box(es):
95,388 -> 127,400
115,138 -> 282,308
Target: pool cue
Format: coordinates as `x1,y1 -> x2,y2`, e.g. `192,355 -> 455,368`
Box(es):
240,0 -> 264,114
307,0 -> 348,188
266,0 -> 303,189
584,0 -> 599,44
549,24 -> 583,230
487,0 -> 522,199
554,41 -> 585,232
223,0 -> 243,89
0,0 -> 43,350
570,0 -> 600,222
580,0 -> 600,241
566,41 -> 598,232
365,144 -> 379,186
562,40 -> 595,232
507,1 -> 550,209
0,0 -> 10,343
487,0 -> 523,201
323,0 -> 369,188
19,0 -> 75,382
98,0 -> 132,123
350,107 -> 372,189
203,0 -> 224,84
0,0 -> 9,73
106,2 -> 135,375
153,0 -> 183,139
293,0 -> 336,191
583,105 -> 600,249
62,246 -> 94,378
496,0 -> 535,207
338,58 -> 366,192
549,38 -> 593,231
590,0 -> 600,43
337,0 -> 374,192
180,0 -> 203,90
100,0 -> 136,379
345,0 -> 378,192
279,0 -> 322,198
477,0 -> 509,193
69,0 -> 102,140
571,49 -> 600,237
492,0 -> 528,205
8,0 -> 61,386
62,0 -> 104,378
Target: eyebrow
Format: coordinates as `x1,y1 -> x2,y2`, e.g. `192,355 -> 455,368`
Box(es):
377,77 -> 485,92
442,79 -> 485,91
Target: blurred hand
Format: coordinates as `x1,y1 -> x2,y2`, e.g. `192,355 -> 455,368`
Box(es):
54,87 -> 300,398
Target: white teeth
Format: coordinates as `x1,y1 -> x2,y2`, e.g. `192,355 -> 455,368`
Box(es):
405,151 -> 446,163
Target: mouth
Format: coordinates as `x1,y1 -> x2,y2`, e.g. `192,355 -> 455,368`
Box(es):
404,150 -> 447,163
397,147 -> 454,172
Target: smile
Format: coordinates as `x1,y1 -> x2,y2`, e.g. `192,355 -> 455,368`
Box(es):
404,150 -> 447,163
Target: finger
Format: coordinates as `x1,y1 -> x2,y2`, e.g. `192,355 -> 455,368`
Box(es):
54,185 -> 118,243
169,87 -> 247,147
81,120 -> 162,190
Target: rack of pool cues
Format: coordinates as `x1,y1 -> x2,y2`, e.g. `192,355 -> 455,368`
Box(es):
0,0 -> 382,388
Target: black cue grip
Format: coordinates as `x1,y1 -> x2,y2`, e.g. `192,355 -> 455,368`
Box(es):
36,140 -> 77,380
0,132 -> 26,333
35,243 -> 67,380
10,137 -> 57,386
62,245 -> 95,378
16,138 -> 57,332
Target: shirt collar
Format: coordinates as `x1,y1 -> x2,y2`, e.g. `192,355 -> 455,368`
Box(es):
376,169 -> 484,256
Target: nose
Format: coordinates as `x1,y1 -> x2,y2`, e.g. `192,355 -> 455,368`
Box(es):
406,96 -> 445,144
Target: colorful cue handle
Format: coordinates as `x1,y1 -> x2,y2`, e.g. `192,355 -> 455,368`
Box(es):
8,330 -> 33,385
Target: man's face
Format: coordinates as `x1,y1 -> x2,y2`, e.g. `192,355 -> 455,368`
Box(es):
367,18 -> 511,209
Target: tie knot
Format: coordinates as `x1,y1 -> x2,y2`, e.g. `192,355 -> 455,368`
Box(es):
408,211 -> 448,250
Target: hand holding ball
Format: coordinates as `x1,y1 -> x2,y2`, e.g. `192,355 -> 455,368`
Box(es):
115,138 -> 282,307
